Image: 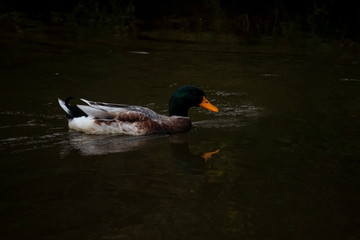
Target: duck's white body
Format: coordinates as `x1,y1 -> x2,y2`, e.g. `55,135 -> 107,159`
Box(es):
68,116 -> 146,135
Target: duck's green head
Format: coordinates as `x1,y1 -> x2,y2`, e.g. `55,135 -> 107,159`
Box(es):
169,85 -> 219,117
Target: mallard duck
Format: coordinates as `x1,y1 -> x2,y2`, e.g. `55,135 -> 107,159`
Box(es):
58,85 -> 218,135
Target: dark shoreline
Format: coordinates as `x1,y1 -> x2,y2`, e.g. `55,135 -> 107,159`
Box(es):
1,0 -> 359,43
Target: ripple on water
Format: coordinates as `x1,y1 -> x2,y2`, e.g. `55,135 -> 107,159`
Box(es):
214,90 -> 247,97
339,78 -> 360,82
0,111 -> 66,154
213,89 -> 262,117
195,89 -> 262,129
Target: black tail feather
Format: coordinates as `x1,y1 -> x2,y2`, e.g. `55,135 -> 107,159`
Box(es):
65,97 -> 88,119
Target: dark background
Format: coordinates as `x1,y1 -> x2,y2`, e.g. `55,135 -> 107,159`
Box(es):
1,0 -> 359,41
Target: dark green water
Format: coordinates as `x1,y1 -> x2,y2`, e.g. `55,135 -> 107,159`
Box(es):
1,32 -> 360,239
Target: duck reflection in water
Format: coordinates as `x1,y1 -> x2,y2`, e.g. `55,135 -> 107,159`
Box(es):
63,132 -> 220,174
62,132 -> 166,155
170,133 -> 220,174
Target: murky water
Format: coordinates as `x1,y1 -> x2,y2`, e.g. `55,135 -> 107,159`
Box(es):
1,31 -> 360,239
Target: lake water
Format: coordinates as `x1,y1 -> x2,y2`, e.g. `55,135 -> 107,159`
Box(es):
1,30 -> 360,239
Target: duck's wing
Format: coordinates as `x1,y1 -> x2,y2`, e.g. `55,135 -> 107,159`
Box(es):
76,105 -> 113,119
79,99 -> 163,121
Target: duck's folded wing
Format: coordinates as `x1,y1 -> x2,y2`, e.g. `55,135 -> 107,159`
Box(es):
80,99 -> 162,121
76,105 -> 114,119
81,98 -> 131,109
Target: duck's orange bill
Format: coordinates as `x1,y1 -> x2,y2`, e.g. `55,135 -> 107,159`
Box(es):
199,96 -> 219,112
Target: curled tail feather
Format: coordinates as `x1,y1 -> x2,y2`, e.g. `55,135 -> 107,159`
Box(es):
58,97 -> 88,119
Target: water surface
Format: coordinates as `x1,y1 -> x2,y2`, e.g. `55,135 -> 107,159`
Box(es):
1,32 -> 360,239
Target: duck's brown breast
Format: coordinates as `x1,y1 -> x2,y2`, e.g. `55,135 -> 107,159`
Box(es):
114,112 -> 192,135
158,116 -> 191,134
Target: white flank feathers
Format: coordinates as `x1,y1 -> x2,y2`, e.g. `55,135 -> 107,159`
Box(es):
68,116 -> 144,135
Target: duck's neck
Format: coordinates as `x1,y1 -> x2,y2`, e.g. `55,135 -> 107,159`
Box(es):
169,97 -> 189,117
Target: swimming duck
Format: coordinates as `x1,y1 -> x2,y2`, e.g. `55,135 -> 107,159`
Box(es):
58,85 -> 218,135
